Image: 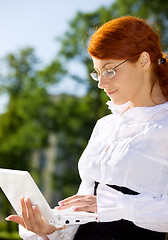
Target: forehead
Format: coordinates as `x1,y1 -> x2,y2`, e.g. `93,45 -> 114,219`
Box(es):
92,57 -> 117,69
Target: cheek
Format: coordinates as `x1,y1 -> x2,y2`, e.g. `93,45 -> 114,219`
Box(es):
119,67 -> 141,88
113,69 -> 142,99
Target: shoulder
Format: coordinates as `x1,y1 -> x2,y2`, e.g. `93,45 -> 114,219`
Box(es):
157,106 -> 168,127
96,113 -> 116,125
90,113 -> 116,139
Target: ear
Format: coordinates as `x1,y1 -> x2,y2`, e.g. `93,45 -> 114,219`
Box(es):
139,52 -> 151,70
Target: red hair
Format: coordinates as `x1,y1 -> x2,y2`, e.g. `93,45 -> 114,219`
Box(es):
88,16 -> 168,99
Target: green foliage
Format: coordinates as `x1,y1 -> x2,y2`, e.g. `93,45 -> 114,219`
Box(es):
0,48 -> 64,170
52,94 -> 109,198
0,48 -> 66,226
0,231 -> 21,240
0,221 -> 20,239
111,0 -> 168,49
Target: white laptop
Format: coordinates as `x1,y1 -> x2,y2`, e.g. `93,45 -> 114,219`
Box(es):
0,168 -> 98,228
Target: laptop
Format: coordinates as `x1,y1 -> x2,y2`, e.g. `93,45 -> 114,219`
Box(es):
0,168 -> 98,228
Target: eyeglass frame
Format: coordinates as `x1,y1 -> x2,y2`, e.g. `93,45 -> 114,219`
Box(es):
90,59 -> 128,81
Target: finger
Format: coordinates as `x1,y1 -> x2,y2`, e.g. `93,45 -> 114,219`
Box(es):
5,215 -> 25,226
58,195 -> 91,208
25,198 -> 36,222
73,204 -> 97,213
21,198 -> 35,231
32,205 -> 46,232
58,196 -> 96,210
32,206 -> 66,234
20,198 -> 29,228
57,199 -> 85,210
58,195 -> 85,205
56,225 -> 66,231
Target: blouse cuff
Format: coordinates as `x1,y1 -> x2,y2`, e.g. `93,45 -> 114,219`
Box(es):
97,184 -> 134,222
46,230 -> 60,240
19,224 -> 61,240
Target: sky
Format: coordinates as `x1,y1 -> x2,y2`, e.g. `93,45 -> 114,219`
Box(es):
0,0 -> 114,112
0,0 -> 113,63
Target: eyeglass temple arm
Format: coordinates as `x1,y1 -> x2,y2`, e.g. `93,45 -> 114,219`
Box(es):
113,59 -> 128,70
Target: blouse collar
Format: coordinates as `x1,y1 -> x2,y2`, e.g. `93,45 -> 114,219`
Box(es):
106,100 -> 168,118
106,101 -> 130,116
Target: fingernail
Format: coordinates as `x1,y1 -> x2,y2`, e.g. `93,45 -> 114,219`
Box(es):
32,205 -> 37,210
5,217 -> 10,221
56,206 -> 62,210
73,207 -> 79,211
58,201 -> 63,205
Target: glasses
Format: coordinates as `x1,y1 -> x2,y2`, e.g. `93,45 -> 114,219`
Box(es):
90,59 -> 128,81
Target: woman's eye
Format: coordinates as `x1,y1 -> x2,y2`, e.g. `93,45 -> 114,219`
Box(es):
107,69 -> 114,73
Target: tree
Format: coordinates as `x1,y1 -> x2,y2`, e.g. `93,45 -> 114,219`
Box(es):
0,48 -> 66,229
111,0 -> 168,49
0,48 -> 66,170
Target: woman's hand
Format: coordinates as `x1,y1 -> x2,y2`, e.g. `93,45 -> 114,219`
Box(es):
5,198 -> 65,239
57,195 -> 97,213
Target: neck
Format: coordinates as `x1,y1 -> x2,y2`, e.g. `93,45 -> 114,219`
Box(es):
129,82 -> 167,109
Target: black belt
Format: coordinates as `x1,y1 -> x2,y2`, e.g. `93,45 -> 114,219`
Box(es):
94,181 -> 139,196
74,182 -> 166,240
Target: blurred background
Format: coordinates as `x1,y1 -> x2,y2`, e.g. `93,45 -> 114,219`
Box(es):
0,0 -> 168,239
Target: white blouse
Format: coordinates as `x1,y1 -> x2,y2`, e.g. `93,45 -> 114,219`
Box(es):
19,101 -> 168,239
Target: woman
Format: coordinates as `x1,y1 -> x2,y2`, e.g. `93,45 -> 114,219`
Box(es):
6,16 -> 168,240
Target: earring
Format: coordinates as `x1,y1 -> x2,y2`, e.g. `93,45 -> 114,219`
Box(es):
158,58 -> 166,65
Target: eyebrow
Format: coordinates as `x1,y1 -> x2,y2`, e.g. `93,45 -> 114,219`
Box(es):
93,62 -> 115,71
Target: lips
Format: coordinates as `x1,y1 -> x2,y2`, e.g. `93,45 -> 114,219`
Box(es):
106,89 -> 118,95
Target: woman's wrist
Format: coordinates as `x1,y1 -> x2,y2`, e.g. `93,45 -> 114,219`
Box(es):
37,233 -> 49,240
42,236 -> 49,240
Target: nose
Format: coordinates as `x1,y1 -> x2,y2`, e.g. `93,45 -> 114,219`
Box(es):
98,75 -> 108,89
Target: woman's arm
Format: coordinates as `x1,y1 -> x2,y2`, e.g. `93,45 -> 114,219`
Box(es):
6,177 -> 95,240
57,178 -> 96,212
18,224 -> 79,240
18,224 -> 60,240
57,194 -> 97,213
97,184 -> 168,232
6,197 -> 78,240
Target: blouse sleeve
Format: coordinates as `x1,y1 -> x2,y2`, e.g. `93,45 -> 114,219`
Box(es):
19,224 -> 79,240
77,175 -> 95,195
97,184 -> 168,232
77,118 -> 103,196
